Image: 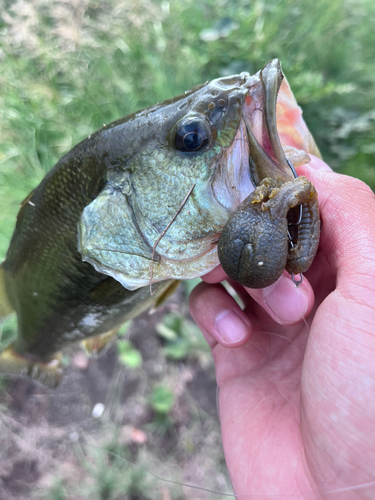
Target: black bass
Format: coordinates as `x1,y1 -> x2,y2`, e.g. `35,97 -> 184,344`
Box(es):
0,60 -> 320,386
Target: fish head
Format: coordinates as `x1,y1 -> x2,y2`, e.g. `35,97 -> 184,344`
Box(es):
78,60 -> 318,290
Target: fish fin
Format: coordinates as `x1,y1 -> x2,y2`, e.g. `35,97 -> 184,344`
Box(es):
83,280 -> 181,352
16,189 -> 36,225
150,279 -> 181,312
82,327 -> 119,355
0,265 -> 14,319
0,344 -> 62,387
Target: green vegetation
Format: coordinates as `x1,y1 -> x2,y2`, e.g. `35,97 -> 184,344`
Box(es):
117,339 -> 143,368
148,384 -> 175,433
156,311 -> 211,365
1,0 -> 375,261
150,385 -> 175,414
117,321 -> 143,368
42,480 -> 68,500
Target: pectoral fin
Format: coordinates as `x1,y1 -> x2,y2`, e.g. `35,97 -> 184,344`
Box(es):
82,327 -> 119,355
151,279 -> 181,312
83,280 -> 181,351
0,267 -> 61,387
0,344 -> 62,387
0,265 -> 14,319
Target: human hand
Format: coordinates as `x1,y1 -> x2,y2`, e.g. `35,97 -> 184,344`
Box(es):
189,156 -> 375,500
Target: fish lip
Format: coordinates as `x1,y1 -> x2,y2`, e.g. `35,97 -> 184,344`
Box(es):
242,59 -> 294,185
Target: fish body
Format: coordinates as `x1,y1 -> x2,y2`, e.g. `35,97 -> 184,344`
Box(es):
0,60 -> 320,385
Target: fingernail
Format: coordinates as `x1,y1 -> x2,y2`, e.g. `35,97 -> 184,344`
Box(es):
215,310 -> 249,343
262,275 -> 308,324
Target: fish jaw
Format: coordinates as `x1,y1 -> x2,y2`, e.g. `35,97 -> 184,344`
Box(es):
243,60 -> 320,169
276,77 -> 321,158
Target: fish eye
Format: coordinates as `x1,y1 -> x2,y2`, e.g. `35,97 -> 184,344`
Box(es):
175,121 -> 210,152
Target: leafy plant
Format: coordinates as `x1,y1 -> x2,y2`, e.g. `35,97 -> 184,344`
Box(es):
148,384 -> 176,435
42,479 -> 69,500
156,312 -> 211,366
74,438 -> 157,500
149,385 -> 175,414
117,339 -> 143,369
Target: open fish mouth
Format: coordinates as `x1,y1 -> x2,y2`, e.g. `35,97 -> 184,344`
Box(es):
242,59 -> 301,186
216,59 -> 313,213
217,59 -> 321,289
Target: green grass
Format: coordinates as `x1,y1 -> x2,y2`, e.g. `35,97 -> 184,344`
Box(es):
1,0 -> 375,261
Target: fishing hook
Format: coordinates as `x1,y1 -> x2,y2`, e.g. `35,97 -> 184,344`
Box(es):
291,272 -> 303,286
287,158 -> 303,225
287,158 -> 304,286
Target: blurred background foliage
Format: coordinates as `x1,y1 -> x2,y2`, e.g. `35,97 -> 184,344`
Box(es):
0,0 -> 375,259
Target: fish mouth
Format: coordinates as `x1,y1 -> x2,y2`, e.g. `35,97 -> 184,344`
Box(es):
216,60 -> 320,289
243,59 -> 295,186
216,59 -> 297,212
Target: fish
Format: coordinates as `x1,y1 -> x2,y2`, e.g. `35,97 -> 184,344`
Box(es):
0,59 -> 320,386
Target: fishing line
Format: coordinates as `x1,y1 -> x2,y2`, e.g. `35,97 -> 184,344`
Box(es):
149,182 -> 196,296
84,442 -> 237,498
255,330 -> 299,346
74,291 -> 308,499
82,438 -> 375,498
295,283 -> 310,334
83,437 -> 375,498
0,413 -> 59,466
1,271 -> 367,498
3,395 -> 373,499
326,481 -> 375,495
216,384 -> 221,422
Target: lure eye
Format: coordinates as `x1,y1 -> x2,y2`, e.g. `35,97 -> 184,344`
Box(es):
175,121 -> 209,152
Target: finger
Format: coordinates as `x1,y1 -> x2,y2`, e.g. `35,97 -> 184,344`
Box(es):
189,282 -> 252,348
245,271 -> 315,325
303,154 -> 333,172
202,263 -> 315,326
298,164 -> 375,294
201,264 -> 228,284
